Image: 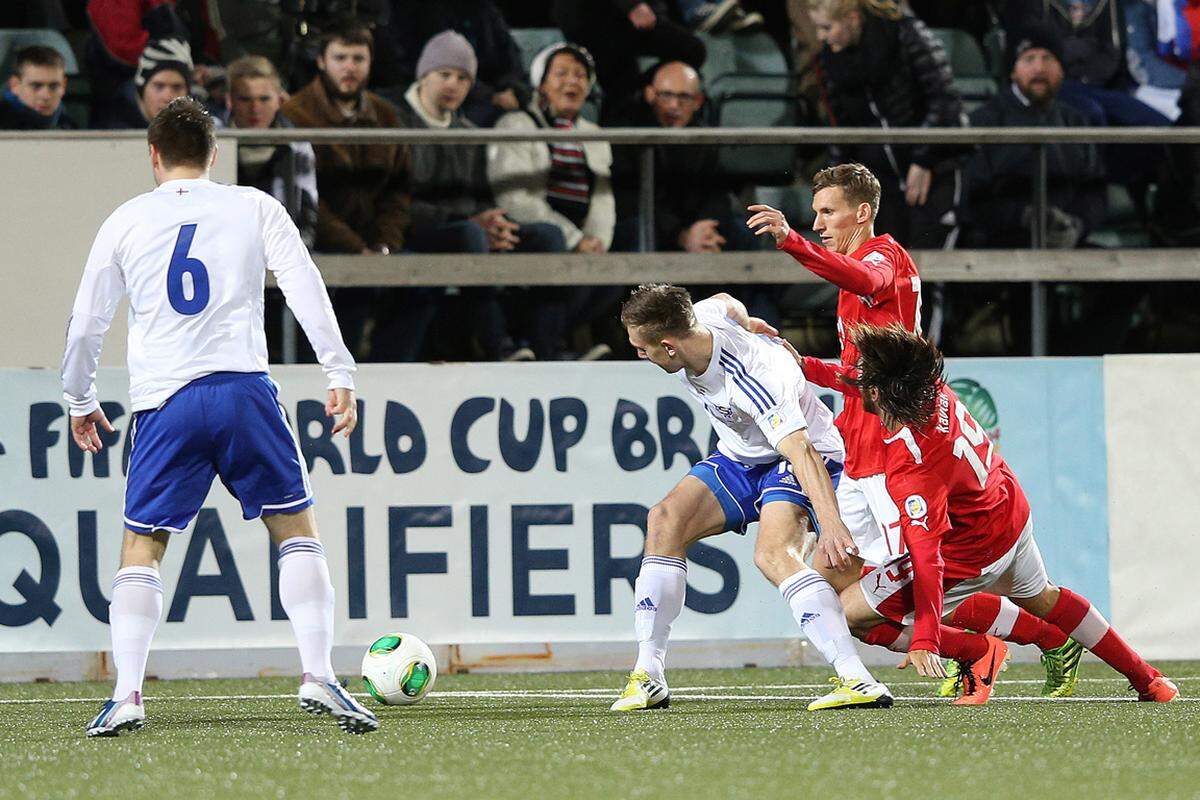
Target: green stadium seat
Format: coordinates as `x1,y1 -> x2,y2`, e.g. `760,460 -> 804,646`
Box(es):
510,27 -> 566,79
0,29 -> 79,76
930,27 -> 997,108
710,73 -> 797,184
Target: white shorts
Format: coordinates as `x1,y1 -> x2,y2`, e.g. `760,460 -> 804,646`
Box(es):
836,473 -> 902,567
859,516 -> 1049,625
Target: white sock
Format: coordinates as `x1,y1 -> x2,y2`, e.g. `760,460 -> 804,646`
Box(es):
109,566 -> 163,701
633,556 -> 687,683
780,569 -> 876,684
278,537 -> 336,681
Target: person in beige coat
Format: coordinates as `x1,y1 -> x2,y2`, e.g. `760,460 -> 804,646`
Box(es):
487,42 -> 623,359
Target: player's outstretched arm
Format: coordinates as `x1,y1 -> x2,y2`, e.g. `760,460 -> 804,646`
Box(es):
747,204 -> 894,297
775,429 -> 857,569
62,215 -> 124,421
262,198 -> 357,396
705,292 -> 778,337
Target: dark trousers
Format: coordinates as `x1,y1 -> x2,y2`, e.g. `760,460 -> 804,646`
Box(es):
374,220 -> 567,361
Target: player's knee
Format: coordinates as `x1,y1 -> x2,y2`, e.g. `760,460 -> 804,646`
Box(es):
645,502 -> 686,553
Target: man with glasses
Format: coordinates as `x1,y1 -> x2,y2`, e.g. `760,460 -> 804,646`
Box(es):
612,61 -> 757,256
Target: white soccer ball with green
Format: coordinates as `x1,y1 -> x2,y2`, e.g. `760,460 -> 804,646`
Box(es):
361,633 -> 437,705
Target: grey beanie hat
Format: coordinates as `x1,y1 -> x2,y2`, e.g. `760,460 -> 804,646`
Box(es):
416,30 -> 477,80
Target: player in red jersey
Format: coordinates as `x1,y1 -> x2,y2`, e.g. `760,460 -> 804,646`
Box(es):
748,163 -> 1083,697
829,324 -> 1178,704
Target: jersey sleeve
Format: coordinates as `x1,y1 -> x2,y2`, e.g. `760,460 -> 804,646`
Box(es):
692,297 -> 736,330
61,212 -> 127,416
778,230 -> 895,298
262,196 -> 357,391
885,450 -> 952,654
800,356 -> 861,397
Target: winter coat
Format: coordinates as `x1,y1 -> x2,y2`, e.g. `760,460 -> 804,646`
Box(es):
487,102 -> 615,250
280,77 -> 411,253
608,97 -> 733,249
0,91 -> 78,130
965,85 -> 1106,247
228,112 -> 319,249
816,8 -> 965,175
1003,0 -> 1128,88
394,88 -> 494,228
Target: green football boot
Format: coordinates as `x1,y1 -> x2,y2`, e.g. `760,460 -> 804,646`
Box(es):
1040,638 -> 1084,697
936,658 -> 962,698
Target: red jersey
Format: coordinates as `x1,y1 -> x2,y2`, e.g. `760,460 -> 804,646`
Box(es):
880,384 -> 1031,653
779,230 -> 922,478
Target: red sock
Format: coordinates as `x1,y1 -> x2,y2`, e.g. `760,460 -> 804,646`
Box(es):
936,625 -> 989,663
950,593 -> 1069,651
1045,587 -> 1157,692
862,621 -> 905,651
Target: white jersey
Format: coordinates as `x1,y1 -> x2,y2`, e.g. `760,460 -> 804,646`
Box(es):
678,299 -> 844,465
62,178 -> 355,415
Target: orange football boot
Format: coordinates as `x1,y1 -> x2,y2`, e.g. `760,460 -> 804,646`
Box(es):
953,635 -> 1010,706
1138,675 -> 1180,702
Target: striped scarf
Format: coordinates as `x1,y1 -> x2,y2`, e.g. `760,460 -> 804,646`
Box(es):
545,115 -> 591,227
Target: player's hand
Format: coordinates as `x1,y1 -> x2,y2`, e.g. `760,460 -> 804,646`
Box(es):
744,317 -> 778,337
898,649 -> 947,678
70,408 -> 115,454
628,2 -> 657,29
904,164 -> 932,207
815,520 -> 858,570
327,388 -> 357,438
746,204 -> 791,246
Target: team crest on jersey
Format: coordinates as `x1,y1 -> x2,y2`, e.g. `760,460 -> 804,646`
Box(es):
904,494 -> 929,529
767,412 -> 785,430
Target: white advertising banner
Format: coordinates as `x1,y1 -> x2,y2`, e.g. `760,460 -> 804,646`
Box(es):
0,365 -> 803,653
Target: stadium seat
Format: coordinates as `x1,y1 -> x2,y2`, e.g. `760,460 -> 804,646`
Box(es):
0,29 -> 79,76
930,28 -> 997,111
510,27 -> 567,79
698,30 -> 787,85
710,73 -> 798,184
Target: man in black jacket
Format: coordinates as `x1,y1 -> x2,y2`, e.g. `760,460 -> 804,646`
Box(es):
0,46 -> 76,130
965,25 -> 1106,249
610,61 -> 751,253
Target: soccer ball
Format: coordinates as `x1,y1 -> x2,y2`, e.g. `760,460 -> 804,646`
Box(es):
361,633 -> 437,705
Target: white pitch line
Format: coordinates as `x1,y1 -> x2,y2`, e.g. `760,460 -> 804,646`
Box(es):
1,688 -> 1196,705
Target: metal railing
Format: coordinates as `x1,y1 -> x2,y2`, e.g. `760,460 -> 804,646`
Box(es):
9,126 -> 1200,357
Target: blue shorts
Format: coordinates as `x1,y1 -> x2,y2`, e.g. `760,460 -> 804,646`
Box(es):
687,451 -> 843,535
123,372 -> 312,534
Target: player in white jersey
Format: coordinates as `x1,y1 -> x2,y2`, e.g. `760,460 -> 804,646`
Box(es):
610,284 -> 892,712
62,98 -> 377,736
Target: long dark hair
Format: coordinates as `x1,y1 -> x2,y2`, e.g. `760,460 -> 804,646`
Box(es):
848,323 -> 945,429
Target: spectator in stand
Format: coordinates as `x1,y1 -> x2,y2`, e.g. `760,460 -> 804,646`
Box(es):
282,22 -> 415,361
373,0 -> 532,128
223,56 -> 318,248
95,36 -> 193,129
610,61 -> 754,254
1125,0 -> 1190,120
808,0 -> 967,249
0,46 -> 76,130
964,24 -> 1106,248
1001,0 -> 1170,127
488,42 -> 620,360
85,0 -> 190,128
551,1 -> 706,118
397,31 -> 568,360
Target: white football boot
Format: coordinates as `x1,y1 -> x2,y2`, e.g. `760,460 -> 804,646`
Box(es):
85,691 -> 146,737
610,669 -> 670,711
298,673 -> 379,734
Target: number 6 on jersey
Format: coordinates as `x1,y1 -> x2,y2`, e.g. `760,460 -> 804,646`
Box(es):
167,223 -> 210,315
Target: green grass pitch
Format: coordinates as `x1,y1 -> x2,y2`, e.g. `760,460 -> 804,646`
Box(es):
2,662 -> 1198,800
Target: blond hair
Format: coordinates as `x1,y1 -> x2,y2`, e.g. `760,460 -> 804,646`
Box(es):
226,55 -> 283,92
806,0 -> 902,21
